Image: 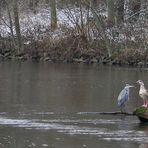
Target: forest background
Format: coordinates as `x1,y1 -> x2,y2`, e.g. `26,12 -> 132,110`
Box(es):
0,0 -> 148,66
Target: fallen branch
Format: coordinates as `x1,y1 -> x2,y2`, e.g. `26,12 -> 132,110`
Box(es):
78,111 -> 134,116
98,111 -> 134,116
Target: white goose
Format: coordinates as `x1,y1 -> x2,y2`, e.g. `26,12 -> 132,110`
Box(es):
137,80 -> 148,107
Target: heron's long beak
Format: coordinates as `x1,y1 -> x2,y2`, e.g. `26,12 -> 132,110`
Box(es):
129,85 -> 135,88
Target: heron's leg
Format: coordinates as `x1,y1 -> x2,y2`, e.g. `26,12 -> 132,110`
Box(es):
146,100 -> 148,107
123,104 -> 126,113
121,105 -> 123,113
121,104 -> 126,113
145,100 -> 147,107
120,106 -> 122,113
144,100 -> 147,107
142,100 -> 146,107
144,100 -> 146,106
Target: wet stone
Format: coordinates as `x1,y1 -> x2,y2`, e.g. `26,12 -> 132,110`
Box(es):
133,107 -> 148,123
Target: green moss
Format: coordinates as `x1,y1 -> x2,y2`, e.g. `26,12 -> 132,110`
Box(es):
133,107 -> 148,115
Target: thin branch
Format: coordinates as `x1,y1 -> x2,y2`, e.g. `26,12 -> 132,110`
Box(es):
125,9 -> 147,20
78,111 -> 134,116
1,17 -> 11,29
84,0 -> 112,57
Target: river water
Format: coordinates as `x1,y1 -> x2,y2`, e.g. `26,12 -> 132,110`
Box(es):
0,61 -> 148,148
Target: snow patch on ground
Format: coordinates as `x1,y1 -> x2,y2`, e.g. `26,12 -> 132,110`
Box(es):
0,8 -> 76,37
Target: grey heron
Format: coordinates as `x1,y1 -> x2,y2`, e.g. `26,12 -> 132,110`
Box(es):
117,84 -> 134,113
137,80 -> 148,107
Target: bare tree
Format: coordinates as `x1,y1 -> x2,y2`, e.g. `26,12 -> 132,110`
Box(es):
90,0 -> 98,8
13,0 -> 23,53
3,0 -> 14,38
107,0 -> 116,26
50,0 -> 57,31
45,0 -> 49,4
0,1 -> 1,19
116,0 -> 125,24
87,0 -> 112,57
29,0 -> 39,14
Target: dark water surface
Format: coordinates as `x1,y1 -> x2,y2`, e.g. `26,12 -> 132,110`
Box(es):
0,61 -> 148,148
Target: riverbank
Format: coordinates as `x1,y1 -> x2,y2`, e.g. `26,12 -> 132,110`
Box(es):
0,45 -> 148,68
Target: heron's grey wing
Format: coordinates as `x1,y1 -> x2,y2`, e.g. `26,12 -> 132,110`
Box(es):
117,88 -> 129,107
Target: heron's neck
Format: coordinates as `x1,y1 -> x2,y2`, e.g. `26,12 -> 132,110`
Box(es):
140,84 -> 145,90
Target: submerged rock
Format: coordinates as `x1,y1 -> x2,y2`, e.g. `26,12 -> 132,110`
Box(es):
133,107 -> 148,123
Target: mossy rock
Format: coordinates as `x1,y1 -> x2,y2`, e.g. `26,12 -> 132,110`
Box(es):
133,107 -> 148,123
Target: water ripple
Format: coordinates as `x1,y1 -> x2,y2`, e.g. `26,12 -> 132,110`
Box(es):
0,117 -> 147,144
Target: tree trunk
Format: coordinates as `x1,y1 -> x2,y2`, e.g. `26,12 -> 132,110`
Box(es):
107,0 -> 116,27
5,1 -> 16,49
0,1 -> 1,19
29,0 -> 39,14
79,0 -> 85,37
13,0 -> 23,53
46,0 -> 49,4
90,0 -> 97,8
116,0 -> 125,24
50,0 -> 57,31
5,1 -> 14,38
